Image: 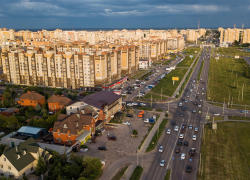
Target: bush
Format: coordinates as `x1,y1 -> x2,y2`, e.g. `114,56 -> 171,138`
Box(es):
132,130 -> 138,136
129,166 -> 143,180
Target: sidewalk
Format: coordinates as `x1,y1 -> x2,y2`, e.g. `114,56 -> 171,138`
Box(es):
138,112 -> 165,155
123,164 -> 137,180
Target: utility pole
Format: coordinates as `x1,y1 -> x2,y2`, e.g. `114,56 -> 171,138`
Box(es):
206,106 -> 209,119
137,147 -> 138,166
161,88 -> 162,101
223,98 -> 225,114
245,105 -> 247,119
231,97 -> 233,108
168,101 -> 169,113
242,84 -> 244,100
151,95 -> 152,107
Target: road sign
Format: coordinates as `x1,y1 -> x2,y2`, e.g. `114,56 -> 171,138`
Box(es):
190,55 -> 193,58
172,77 -> 179,81
172,157 -> 174,159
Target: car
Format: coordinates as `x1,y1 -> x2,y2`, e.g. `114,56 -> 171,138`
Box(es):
190,89 -> 193,92
134,86 -> 139,89
192,135 -> 197,140
132,102 -> 138,106
159,146 -> 164,153
179,134 -> 184,139
184,141 -> 188,146
197,92 -> 200,95
189,125 -> 193,129
127,91 -> 132,94
160,160 -> 166,167
186,166 -> 192,173
181,98 -> 185,101
214,113 -> 220,116
241,110 -> 249,113
195,127 -> 198,132
182,107 -> 187,111
127,103 -> 133,106
202,88 -> 205,90
132,83 -> 136,86
141,81 -> 146,84
179,102 -> 182,107
193,80 -> 195,83
177,141 -> 182,146
108,136 -> 117,141
174,126 -> 179,131
126,114 -> 133,118
167,129 -> 171,134
172,121 -> 176,126
185,99 -> 188,103
175,147 -> 180,153
98,146 -> 107,151
182,124 -> 187,128
181,153 -> 186,160
123,121 -> 131,125
180,113 -> 184,117
196,96 -> 199,99
187,94 -> 190,98
194,102 -> 197,105
198,104 -> 201,107
199,99 -> 203,102
140,103 -> 146,107
192,109 -> 196,113
181,128 -> 186,133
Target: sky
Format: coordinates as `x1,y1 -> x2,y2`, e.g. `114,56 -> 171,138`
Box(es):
0,0 -> 249,30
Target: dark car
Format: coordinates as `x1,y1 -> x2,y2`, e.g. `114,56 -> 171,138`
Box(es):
196,96 -> 199,99
186,166 -> 192,173
182,107 -> 186,111
172,121 -> 176,126
181,128 -> 186,133
177,141 -> 182,146
108,136 -> 116,141
182,98 -> 185,101
98,146 -> 107,151
194,102 -> 197,105
180,113 -> 184,117
175,147 -> 180,153
184,141 -> 188,146
127,91 -> 132,94
182,124 -> 187,128
145,78 -> 149,81
126,114 -> 133,118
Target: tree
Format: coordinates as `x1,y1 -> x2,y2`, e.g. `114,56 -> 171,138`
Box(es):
132,129 -> 138,136
63,164 -> 81,180
7,116 -> 20,131
54,90 -> 62,95
45,92 -> 50,99
60,108 -> 66,114
52,162 -> 62,180
25,110 -> 29,119
11,88 -> 17,98
35,156 -> 47,176
5,86 -> 10,93
33,118 -> 46,128
81,157 -> 102,179
21,175 -> 28,180
35,103 -> 41,112
77,177 -> 87,180
28,118 -> 34,126
0,115 -> 7,128
73,92 -> 77,100
42,101 -> 48,111
233,40 -> 239,47
28,106 -> 34,112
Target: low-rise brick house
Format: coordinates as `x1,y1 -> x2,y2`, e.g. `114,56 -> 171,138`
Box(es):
18,91 -> 45,107
0,137 -> 52,180
48,95 -> 74,114
53,108 -> 98,145
79,91 -> 122,122
0,108 -> 19,117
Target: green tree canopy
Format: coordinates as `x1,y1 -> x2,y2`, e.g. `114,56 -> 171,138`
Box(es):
81,157 -> 102,179
35,156 -> 47,176
35,103 -> 41,112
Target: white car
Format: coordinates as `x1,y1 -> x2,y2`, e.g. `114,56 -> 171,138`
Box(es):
140,103 -> 146,106
123,121 -> 130,125
160,160 -> 166,167
181,153 -> 186,160
167,129 -> 171,134
132,83 -> 136,86
141,81 -> 146,84
179,102 -> 183,107
179,134 -> 184,139
132,102 -> 138,106
214,113 -> 220,116
192,135 -> 197,140
198,104 -> 201,107
127,103 -> 133,106
195,127 -> 198,132
159,146 -> 164,153
134,86 -> 139,89
174,126 -> 179,131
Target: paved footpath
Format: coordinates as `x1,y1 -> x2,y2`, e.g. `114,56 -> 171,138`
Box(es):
123,164 -> 137,180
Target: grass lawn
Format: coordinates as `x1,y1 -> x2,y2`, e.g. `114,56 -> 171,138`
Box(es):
185,47 -> 200,55
164,169 -> 171,180
138,115 -> 160,150
129,166 -> 143,180
207,57 -> 250,105
177,56 -> 195,67
111,166 -> 128,180
139,71 -> 154,80
197,60 -> 204,82
131,70 -> 147,79
228,116 -> 250,120
208,116 -> 224,121
144,68 -> 188,98
227,105 -> 250,110
207,102 -> 224,107
146,118 -> 168,152
199,122 -> 250,180
215,47 -> 250,57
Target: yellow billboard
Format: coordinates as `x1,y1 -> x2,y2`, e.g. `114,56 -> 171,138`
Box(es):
172,77 -> 179,81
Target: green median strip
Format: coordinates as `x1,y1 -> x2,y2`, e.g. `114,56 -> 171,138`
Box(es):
146,118 -> 169,152
111,166 -> 128,180
139,71 -> 154,80
164,169 -> 171,180
129,166 -> 143,180
197,60 -> 204,82
228,116 -> 250,120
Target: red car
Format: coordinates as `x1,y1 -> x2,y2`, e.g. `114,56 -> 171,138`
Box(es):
108,136 -> 116,141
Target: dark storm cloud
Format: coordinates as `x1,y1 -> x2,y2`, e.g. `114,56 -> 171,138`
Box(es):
0,0 -> 249,29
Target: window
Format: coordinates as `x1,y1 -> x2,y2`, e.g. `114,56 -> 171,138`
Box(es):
21,100 -> 24,103
70,107 -> 72,110
58,138 -> 61,142
8,166 -> 11,170
31,167 -> 33,171
64,124 -> 67,128
58,131 -> 60,135
77,108 -> 79,111
4,158 -> 6,161
0,173 -> 4,176
30,101 -> 32,103
68,132 -> 71,137
0,165 -> 3,168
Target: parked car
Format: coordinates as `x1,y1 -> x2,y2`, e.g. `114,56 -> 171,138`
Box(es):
214,113 -> 220,116
198,104 -> 201,107
185,99 -> 188,103
181,128 -> 186,133
182,124 -> 187,128
98,146 -> 107,151
241,110 -> 249,113
132,102 -> 138,106
123,121 -> 131,125
180,113 -> 184,117
159,146 -> 164,153
108,136 -> 117,141
126,114 -> 133,118
179,102 -> 183,107
182,107 -> 187,111
127,103 -> 133,106
194,102 -> 197,105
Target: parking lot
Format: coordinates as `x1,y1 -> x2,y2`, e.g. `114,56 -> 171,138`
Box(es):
76,110 -> 159,167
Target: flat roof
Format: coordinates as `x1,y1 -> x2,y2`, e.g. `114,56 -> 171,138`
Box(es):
17,126 -> 45,135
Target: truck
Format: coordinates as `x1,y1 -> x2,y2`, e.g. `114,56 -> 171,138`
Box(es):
138,110 -> 144,118
189,148 -> 196,156
144,118 -> 155,123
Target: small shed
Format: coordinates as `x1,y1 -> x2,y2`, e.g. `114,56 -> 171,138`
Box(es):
17,126 -> 47,139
